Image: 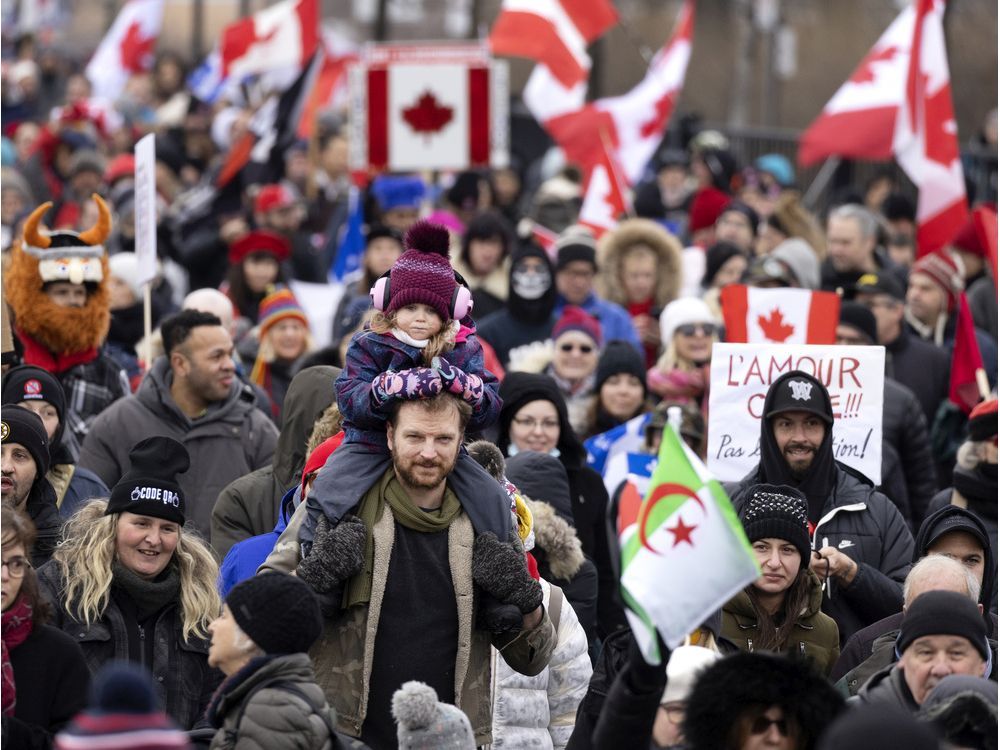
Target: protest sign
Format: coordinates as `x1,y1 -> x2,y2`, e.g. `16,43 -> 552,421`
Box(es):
134,133 -> 157,286
707,343 -> 885,484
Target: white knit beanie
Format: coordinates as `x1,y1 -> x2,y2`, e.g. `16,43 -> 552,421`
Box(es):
659,297 -> 718,342
108,252 -> 144,300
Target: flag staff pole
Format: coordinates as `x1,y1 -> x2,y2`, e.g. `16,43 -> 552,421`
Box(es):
976,368 -> 990,400
802,156 -> 840,210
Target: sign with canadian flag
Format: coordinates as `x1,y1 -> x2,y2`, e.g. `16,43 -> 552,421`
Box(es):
348,43 -> 509,173
720,285 -> 841,345
707,343 -> 885,485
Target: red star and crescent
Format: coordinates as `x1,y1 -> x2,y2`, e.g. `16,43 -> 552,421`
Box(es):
667,516 -> 697,547
637,482 -> 705,554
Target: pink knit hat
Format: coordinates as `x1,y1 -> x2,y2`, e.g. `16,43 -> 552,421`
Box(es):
387,220 -> 458,321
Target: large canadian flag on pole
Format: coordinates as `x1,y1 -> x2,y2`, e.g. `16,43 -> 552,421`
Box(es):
524,0 -> 695,185
220,0 -> 319,81
489,0 -> 617,89
578,131 -> 632,236
799,0 -> 966,256
720,285 -> 841,345
85,0 -> 164,101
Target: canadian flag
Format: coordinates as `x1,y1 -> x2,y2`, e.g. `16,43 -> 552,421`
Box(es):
525,0 -> 695,185
85,0 -> 163,101
948,292 -> 986,414
578,134 -> 631,237
720,285 -> 841,345
220,0 -> 319,81
799,0 -> 966,256
489,0 -> 618,89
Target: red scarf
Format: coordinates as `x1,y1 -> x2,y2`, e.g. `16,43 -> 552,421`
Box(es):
17,329 -> 98,374
627,299 -> 659,369
2,596 -> 34,716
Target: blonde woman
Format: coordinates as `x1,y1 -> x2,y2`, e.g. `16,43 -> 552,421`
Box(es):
36,437 -> 221,730
647,298 -> 720,415
249,288 -> 316,424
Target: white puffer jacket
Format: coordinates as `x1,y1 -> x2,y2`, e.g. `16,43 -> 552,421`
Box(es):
490,580 -> 593,749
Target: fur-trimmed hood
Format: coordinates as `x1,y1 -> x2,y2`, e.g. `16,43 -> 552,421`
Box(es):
684,651 -> 845,749
596,218 -> 683,308
919,675 -> 998,750
524,499 -> 584,581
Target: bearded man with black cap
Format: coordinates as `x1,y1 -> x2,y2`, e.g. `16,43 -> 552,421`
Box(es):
36,436 -> 222,729
727,370 -> 914,643
477,238 -> 558,368
1,405 -> 61,565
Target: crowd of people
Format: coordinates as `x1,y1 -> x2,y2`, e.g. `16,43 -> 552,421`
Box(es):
1,29 -> 999,750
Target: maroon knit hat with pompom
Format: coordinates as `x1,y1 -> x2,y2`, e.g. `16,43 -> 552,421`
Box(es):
387,220 -> 457,321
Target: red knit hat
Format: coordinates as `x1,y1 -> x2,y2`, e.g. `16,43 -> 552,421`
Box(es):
968,398 -> 998,442
950,216 -> 987,258
254,183 -> 296,214
229,230 -> 291,264
386,220 -> 458,321
103,153 -> 135,185
552,305 -> 602,346
688,188 -> 731,234
911,251 -> 964,311
301,431 -> 344,495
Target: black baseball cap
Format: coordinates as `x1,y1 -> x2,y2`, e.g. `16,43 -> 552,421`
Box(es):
764,371 -> 834,425
854,272 -> 904,301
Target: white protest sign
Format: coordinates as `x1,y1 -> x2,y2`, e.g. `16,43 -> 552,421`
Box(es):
707,343 -> 885,484
134,133 -> 157,286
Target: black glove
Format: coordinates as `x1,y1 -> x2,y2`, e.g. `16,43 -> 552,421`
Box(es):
296,515 -> 366,594
625,630 -> 670,696
471,532 -> 543,615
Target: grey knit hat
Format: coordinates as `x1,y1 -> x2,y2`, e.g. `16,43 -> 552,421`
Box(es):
393,682 -> 475,749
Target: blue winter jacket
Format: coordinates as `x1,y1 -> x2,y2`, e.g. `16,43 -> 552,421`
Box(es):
219,486 -> 297,597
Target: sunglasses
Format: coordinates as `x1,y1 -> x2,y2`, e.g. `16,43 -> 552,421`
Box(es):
559,342 -> 595,354
750,716 -> 788,736
676,323 -> 717,337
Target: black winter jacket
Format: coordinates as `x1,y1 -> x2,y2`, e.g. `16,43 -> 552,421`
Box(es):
884,326 -> 950,431
4,623 -> 90,749
881,377 -> 937,526
35,561 -> 221,730
728,465 -> 914,643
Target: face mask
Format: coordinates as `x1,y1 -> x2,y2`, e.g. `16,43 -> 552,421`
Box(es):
512,263 -> 551,300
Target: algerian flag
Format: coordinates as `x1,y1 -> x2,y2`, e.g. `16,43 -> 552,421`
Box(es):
620,424 -> 760,664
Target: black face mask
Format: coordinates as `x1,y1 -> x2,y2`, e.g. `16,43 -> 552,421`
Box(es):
507,246 -> 556,325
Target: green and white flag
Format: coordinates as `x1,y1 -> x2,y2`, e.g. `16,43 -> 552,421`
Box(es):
619,424 -> 759,664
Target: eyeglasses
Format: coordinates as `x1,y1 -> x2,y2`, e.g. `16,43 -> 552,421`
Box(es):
750,715 -> 788,736
558,342 -> 595,354
676,323 -> 717,337
1,556 -> 31,578
660,705 -> 685,725
512,417 -> 560,431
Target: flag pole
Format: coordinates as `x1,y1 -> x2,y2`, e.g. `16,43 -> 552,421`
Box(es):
802,156 -> 840,210
142,282 -> 153,375
976,368 -> 990,400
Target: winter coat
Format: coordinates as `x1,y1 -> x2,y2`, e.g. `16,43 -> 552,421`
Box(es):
452,254 -> 510,321
302,507 -> 555,747
48,464 -> 109,520
552,293 -> 642,353
208,654 -> 337,750
211,366 -> 338,559
881,377 -> 938,526
78,356 -> 279,539
336,327 -> 501,450
478,312 -> 556,369
596,218 -> 683,311
854,663 -> 919,711
219,486 -> 296,596
491,582 -> 593,750
729,465 -> 914,643
19,478 -> 61,568
884,325 -> 951,430
5,622 -> 90,750
35,561 -> 220,730
967,272 -> 998,339
721,572 -> 841,674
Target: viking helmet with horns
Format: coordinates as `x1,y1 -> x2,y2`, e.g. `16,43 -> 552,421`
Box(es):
21,194 -> 112,285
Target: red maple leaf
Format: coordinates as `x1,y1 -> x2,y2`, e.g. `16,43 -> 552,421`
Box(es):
758,308 -> 795,342
221,19 -> 279,77
638,91 -> 675,139
402,92 -> 453,138
851,46 -> 899,85
667,516 -> 697,547
120,21 -> 155,73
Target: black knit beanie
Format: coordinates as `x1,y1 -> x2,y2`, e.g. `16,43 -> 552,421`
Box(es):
740,484 -> 811,568
701,242 -> 745,288
0,404 -> 50,477
595,340 -> 648,395
2,366 -> 66,431
226,572 -> 322,655
838,301 -> 878,344
898,590 -> 990,661
105,437 -> 189,525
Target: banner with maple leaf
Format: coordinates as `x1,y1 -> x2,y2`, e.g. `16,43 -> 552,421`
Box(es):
720,285 -> 840,345
85,0 -> 163,101
619,421 -> 759,663
707,343 -> 885,486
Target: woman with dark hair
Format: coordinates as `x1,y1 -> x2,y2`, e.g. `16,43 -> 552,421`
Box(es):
721,484 -> 840,675
497,372 -> 625,638
2,507 -> 90,749
582,340 -> 652,440
36,437 -> 222,730
221,229 -> 291,326
453,210 -> 513,320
